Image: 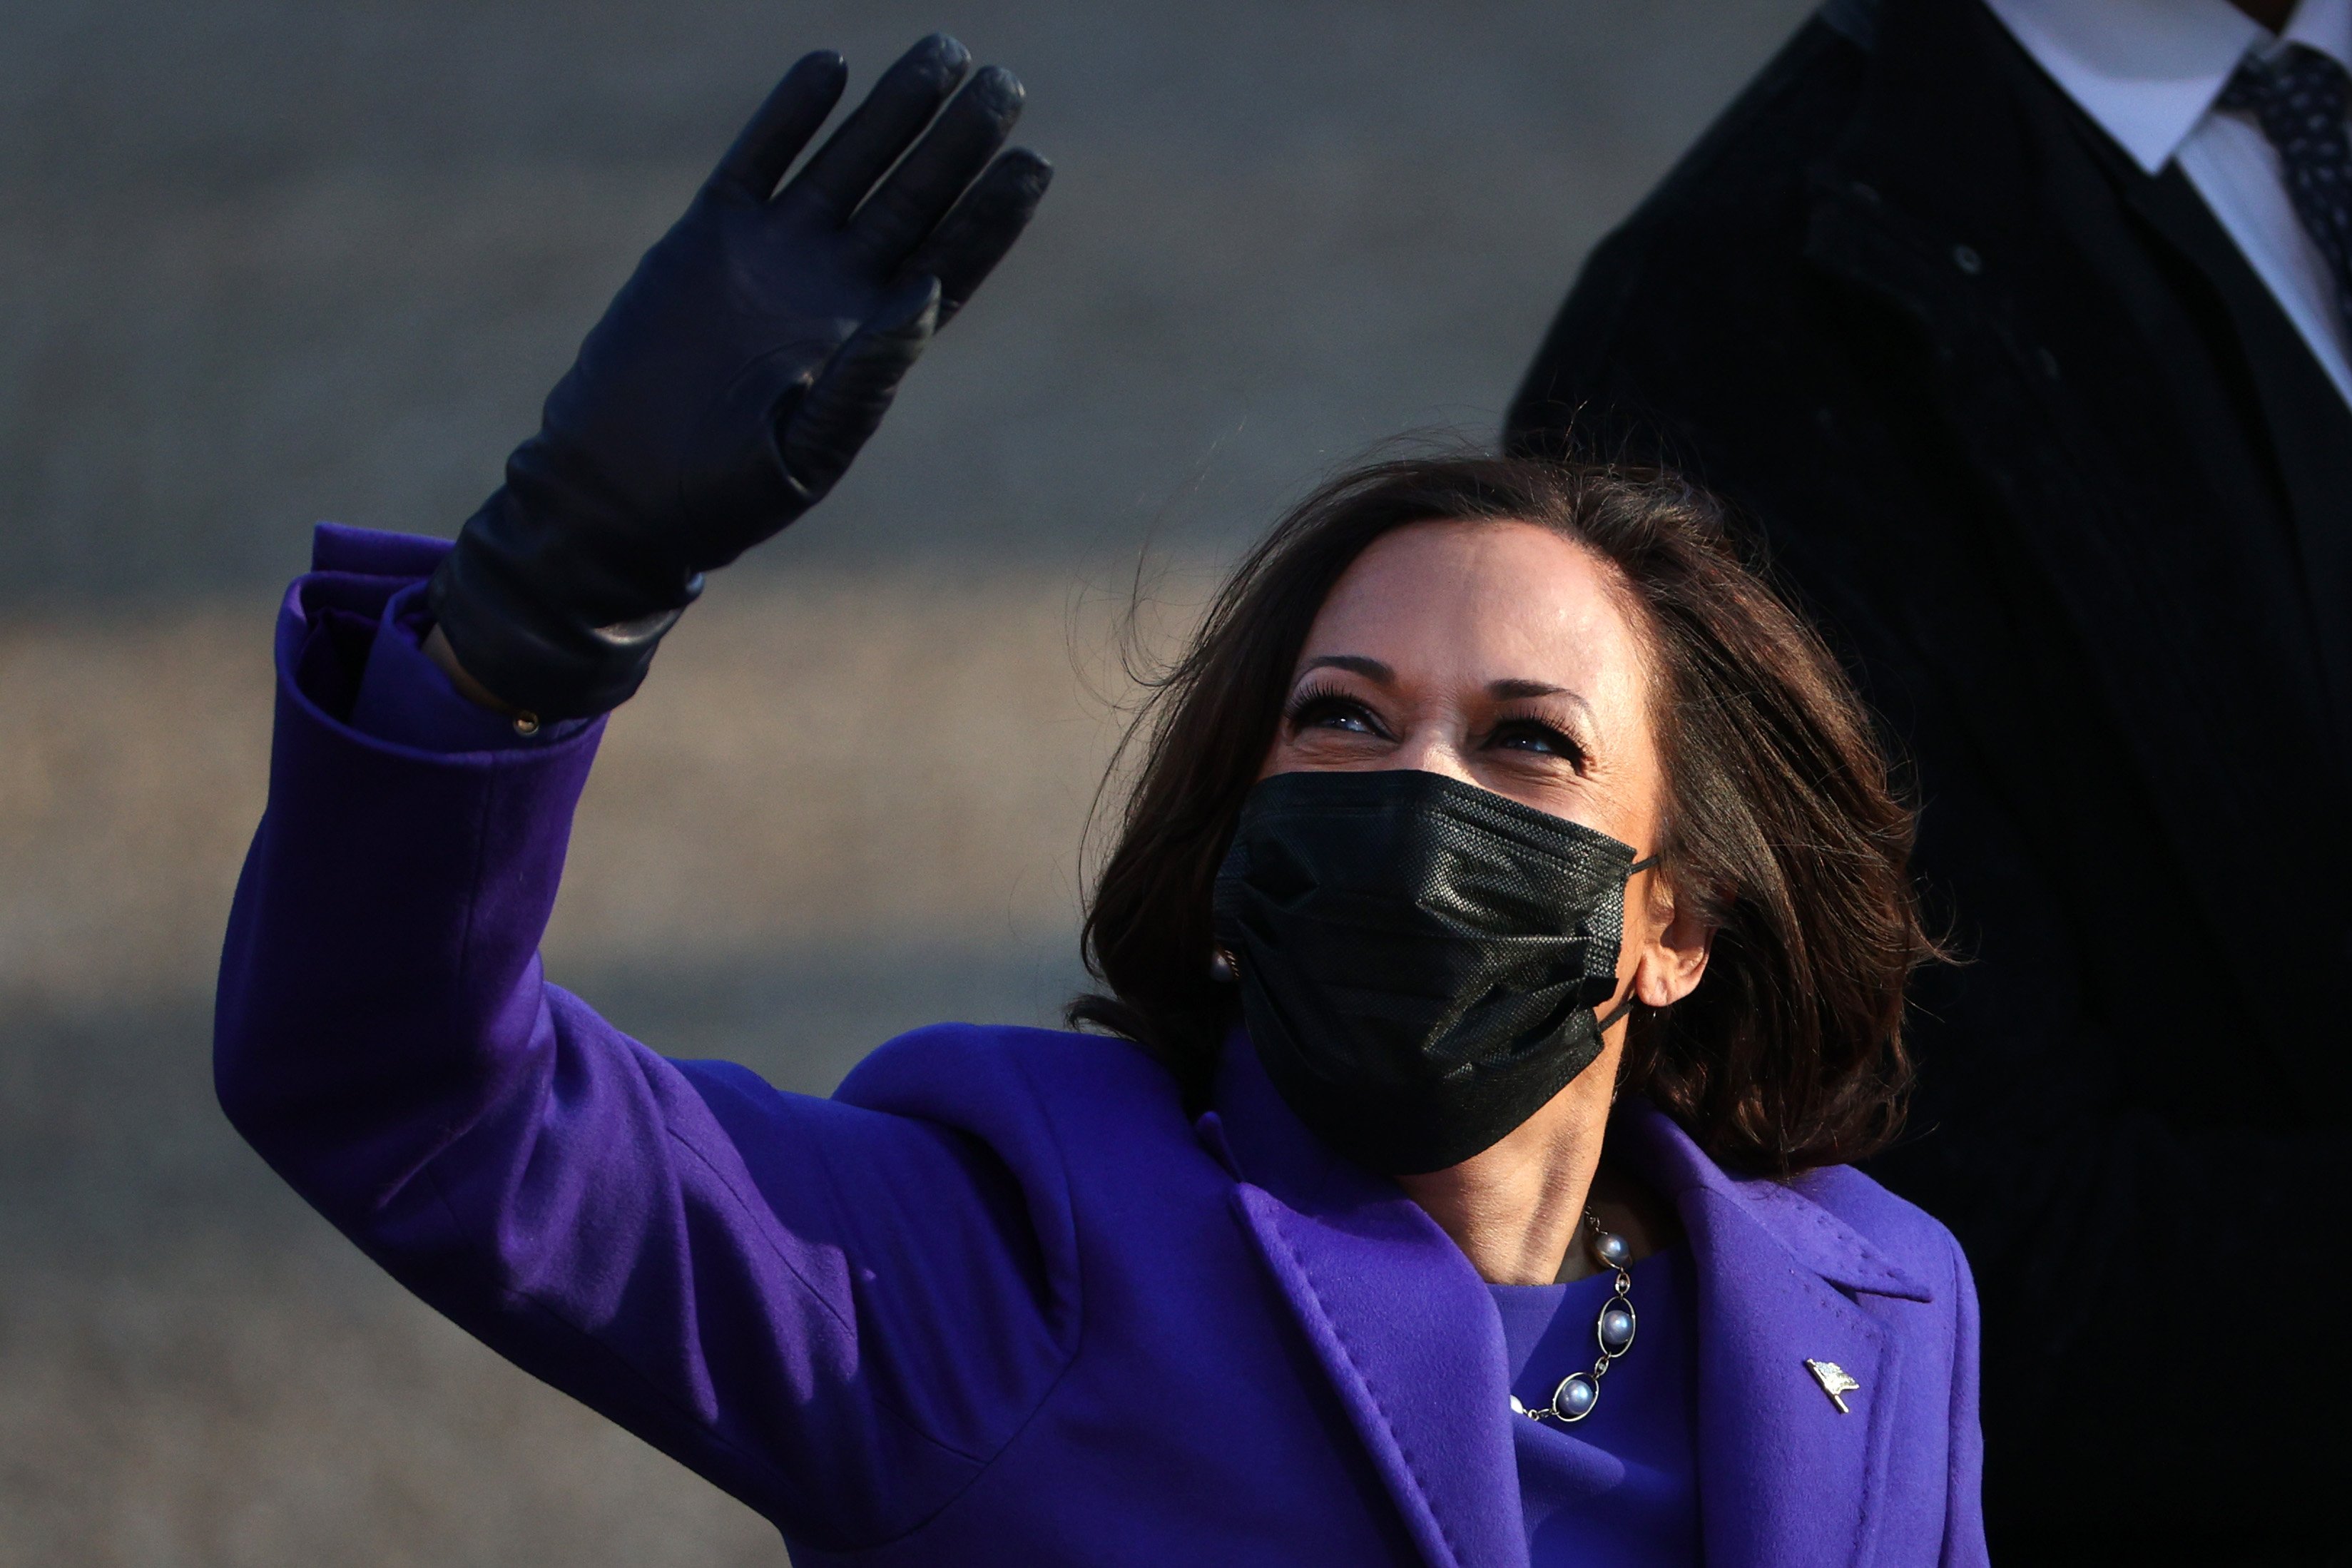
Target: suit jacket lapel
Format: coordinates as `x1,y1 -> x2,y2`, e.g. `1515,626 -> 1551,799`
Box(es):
1206,1039 -> 1529,1568
2121,160 -> 2352,775
1609,1104 -> 1932,1568
1801,0 -> 2348,1091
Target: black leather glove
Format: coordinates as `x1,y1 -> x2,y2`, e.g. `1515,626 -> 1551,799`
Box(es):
429,35 -> 1051,718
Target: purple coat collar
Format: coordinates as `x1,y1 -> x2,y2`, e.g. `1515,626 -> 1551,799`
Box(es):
1201,1034 -> 1935,1568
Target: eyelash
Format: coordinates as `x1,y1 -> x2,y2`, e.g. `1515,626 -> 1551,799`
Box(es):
1283,683 -> 1589,769
1487,716 -> 1587,768
1285,681 -> 1384,737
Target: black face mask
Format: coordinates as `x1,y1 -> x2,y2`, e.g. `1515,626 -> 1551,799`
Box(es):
1212,768 -> 1653,1175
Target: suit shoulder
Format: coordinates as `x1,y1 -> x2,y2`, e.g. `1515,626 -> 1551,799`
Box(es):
1606,18 -> 1865,258
1511,19 -> 1871,442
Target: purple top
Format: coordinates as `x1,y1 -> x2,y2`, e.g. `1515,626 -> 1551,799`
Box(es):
211,522 -> 1989,1567
1491,1248 -> 1700,1567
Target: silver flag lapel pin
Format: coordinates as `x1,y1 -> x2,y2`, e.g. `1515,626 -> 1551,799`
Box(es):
1806,1358 -> 1861,1414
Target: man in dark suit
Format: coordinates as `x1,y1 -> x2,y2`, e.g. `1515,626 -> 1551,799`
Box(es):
1507,0 -> 2352,1557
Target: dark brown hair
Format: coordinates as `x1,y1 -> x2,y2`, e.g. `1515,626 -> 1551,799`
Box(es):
1070,453 -> 1934,1174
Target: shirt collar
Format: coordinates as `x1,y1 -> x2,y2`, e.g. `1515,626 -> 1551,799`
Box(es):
1980,0 -> 2352,174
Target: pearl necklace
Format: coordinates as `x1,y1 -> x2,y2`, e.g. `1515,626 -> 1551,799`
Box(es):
1509,1213 -> 1637,1425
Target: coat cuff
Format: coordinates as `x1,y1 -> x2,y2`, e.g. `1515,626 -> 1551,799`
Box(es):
287,523 -> 600,756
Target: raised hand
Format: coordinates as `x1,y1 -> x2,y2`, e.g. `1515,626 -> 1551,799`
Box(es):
429,36 -> 1051,718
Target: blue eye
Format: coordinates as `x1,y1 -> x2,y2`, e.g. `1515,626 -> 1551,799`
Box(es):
1490,718 -> 1585,765
1293,696 -> 1378,733
1286,682 -> 1388,738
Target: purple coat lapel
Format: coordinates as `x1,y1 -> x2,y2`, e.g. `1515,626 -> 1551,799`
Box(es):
1609,1104 -> 1934,1568
1209,1035 -> 1941,1568
1205,1042 -> 1529,1568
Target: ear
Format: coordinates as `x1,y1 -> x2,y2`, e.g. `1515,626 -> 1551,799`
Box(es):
1631,878 -> 1712,1009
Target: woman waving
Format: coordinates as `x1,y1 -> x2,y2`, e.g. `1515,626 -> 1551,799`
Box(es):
217,35 -> 1984,1566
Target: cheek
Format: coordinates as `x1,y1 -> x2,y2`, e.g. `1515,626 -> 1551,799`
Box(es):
1258,717 -> 1323,778
1620,882 -> 1665,957
1600,681 -> 1669,854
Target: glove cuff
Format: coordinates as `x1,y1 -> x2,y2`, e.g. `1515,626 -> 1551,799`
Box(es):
429,488 -> 699,721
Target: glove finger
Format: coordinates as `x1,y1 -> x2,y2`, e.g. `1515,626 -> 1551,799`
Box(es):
784,34 -> 969,221
779,274 -> 941,497
705,51 -> 849,204
897,149 -> 1052,327
847,65 -> 1024,270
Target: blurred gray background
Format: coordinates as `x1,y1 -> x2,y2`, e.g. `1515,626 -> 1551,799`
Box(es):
1,1 -> 1813,1561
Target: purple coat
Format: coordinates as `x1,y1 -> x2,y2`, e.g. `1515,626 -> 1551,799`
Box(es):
214,525 -> 1987,1567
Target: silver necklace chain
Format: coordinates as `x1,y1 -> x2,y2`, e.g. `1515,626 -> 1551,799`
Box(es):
1510,1211 -> 1637,1425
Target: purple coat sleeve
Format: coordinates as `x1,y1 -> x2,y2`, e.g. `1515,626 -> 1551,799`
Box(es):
345,576 -> 598,752
213,526 -> 1071,1553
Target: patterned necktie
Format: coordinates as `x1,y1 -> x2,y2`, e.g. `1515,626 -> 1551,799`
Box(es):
2219,42 -> 2352,335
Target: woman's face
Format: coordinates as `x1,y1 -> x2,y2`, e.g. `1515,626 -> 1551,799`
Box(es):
1259,517 -> 1707,1016
1265,519 -> 1659,856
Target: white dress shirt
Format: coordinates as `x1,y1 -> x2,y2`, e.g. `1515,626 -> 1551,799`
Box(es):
1980,0 -> 2352,408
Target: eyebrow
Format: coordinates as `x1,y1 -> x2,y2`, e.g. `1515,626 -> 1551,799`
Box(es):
1488,678 -> 1594,715
1298,653 -> 1395,683
1295,657 -> 1595,715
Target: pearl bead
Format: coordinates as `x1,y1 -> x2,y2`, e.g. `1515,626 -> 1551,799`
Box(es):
1553,1373 -> 1598,1419
1599,1303 -> 1636,1353
1594,1231 -> 1631,1270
